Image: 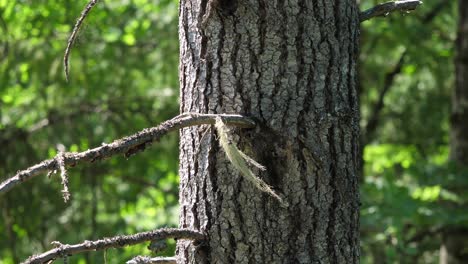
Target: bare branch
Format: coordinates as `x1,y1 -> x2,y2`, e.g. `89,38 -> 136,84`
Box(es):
360,0 -> 423,22
127,256 -> 176,264
0,113 -> 255,195
64,0 -> 99,81
22,228 -> 204,264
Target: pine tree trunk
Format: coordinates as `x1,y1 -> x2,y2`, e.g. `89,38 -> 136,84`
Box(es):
177,1 -> 360,263
440,1 -> 468,263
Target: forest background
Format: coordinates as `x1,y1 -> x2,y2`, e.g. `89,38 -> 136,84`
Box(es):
0,0 -> 463,263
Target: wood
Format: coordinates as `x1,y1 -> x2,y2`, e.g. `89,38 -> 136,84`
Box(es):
177,0 -> 361,262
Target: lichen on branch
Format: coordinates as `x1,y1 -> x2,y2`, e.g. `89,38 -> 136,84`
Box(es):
214,117 -> 288,207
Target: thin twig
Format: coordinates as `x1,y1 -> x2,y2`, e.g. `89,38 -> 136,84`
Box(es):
0,113 -> 255,195
127,256 -> 176,264
64,0 -> 99,81
22,228 -> 204,264
360,0 -> 423,22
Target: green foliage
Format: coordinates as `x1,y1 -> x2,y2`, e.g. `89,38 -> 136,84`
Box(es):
361,145 -> 468,263
360,1 -> 465,263
1,0 -> 464,263
0,0 -> 180,262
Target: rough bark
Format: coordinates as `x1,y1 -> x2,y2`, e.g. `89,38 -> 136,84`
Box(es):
177,1 -> 360,263
440,1 -> 468,263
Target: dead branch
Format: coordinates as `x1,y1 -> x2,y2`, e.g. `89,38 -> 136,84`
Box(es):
360,0 -> 423,22
127,256 -> 176,264
64,0 -> 99,81
0,113 -> 255,195
22,228 -> 204,264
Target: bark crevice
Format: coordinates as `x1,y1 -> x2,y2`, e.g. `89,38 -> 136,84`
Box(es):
178,0 -> 360,262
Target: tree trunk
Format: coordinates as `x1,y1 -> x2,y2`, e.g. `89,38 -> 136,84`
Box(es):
440,1 -> 468,263
177,1 -> 360,263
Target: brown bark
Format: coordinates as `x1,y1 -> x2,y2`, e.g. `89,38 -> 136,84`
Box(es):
177,1 -> 360,263
440,1 -> 468,263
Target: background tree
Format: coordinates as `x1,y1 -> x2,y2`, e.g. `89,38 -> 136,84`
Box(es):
440,1 -> 468,263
